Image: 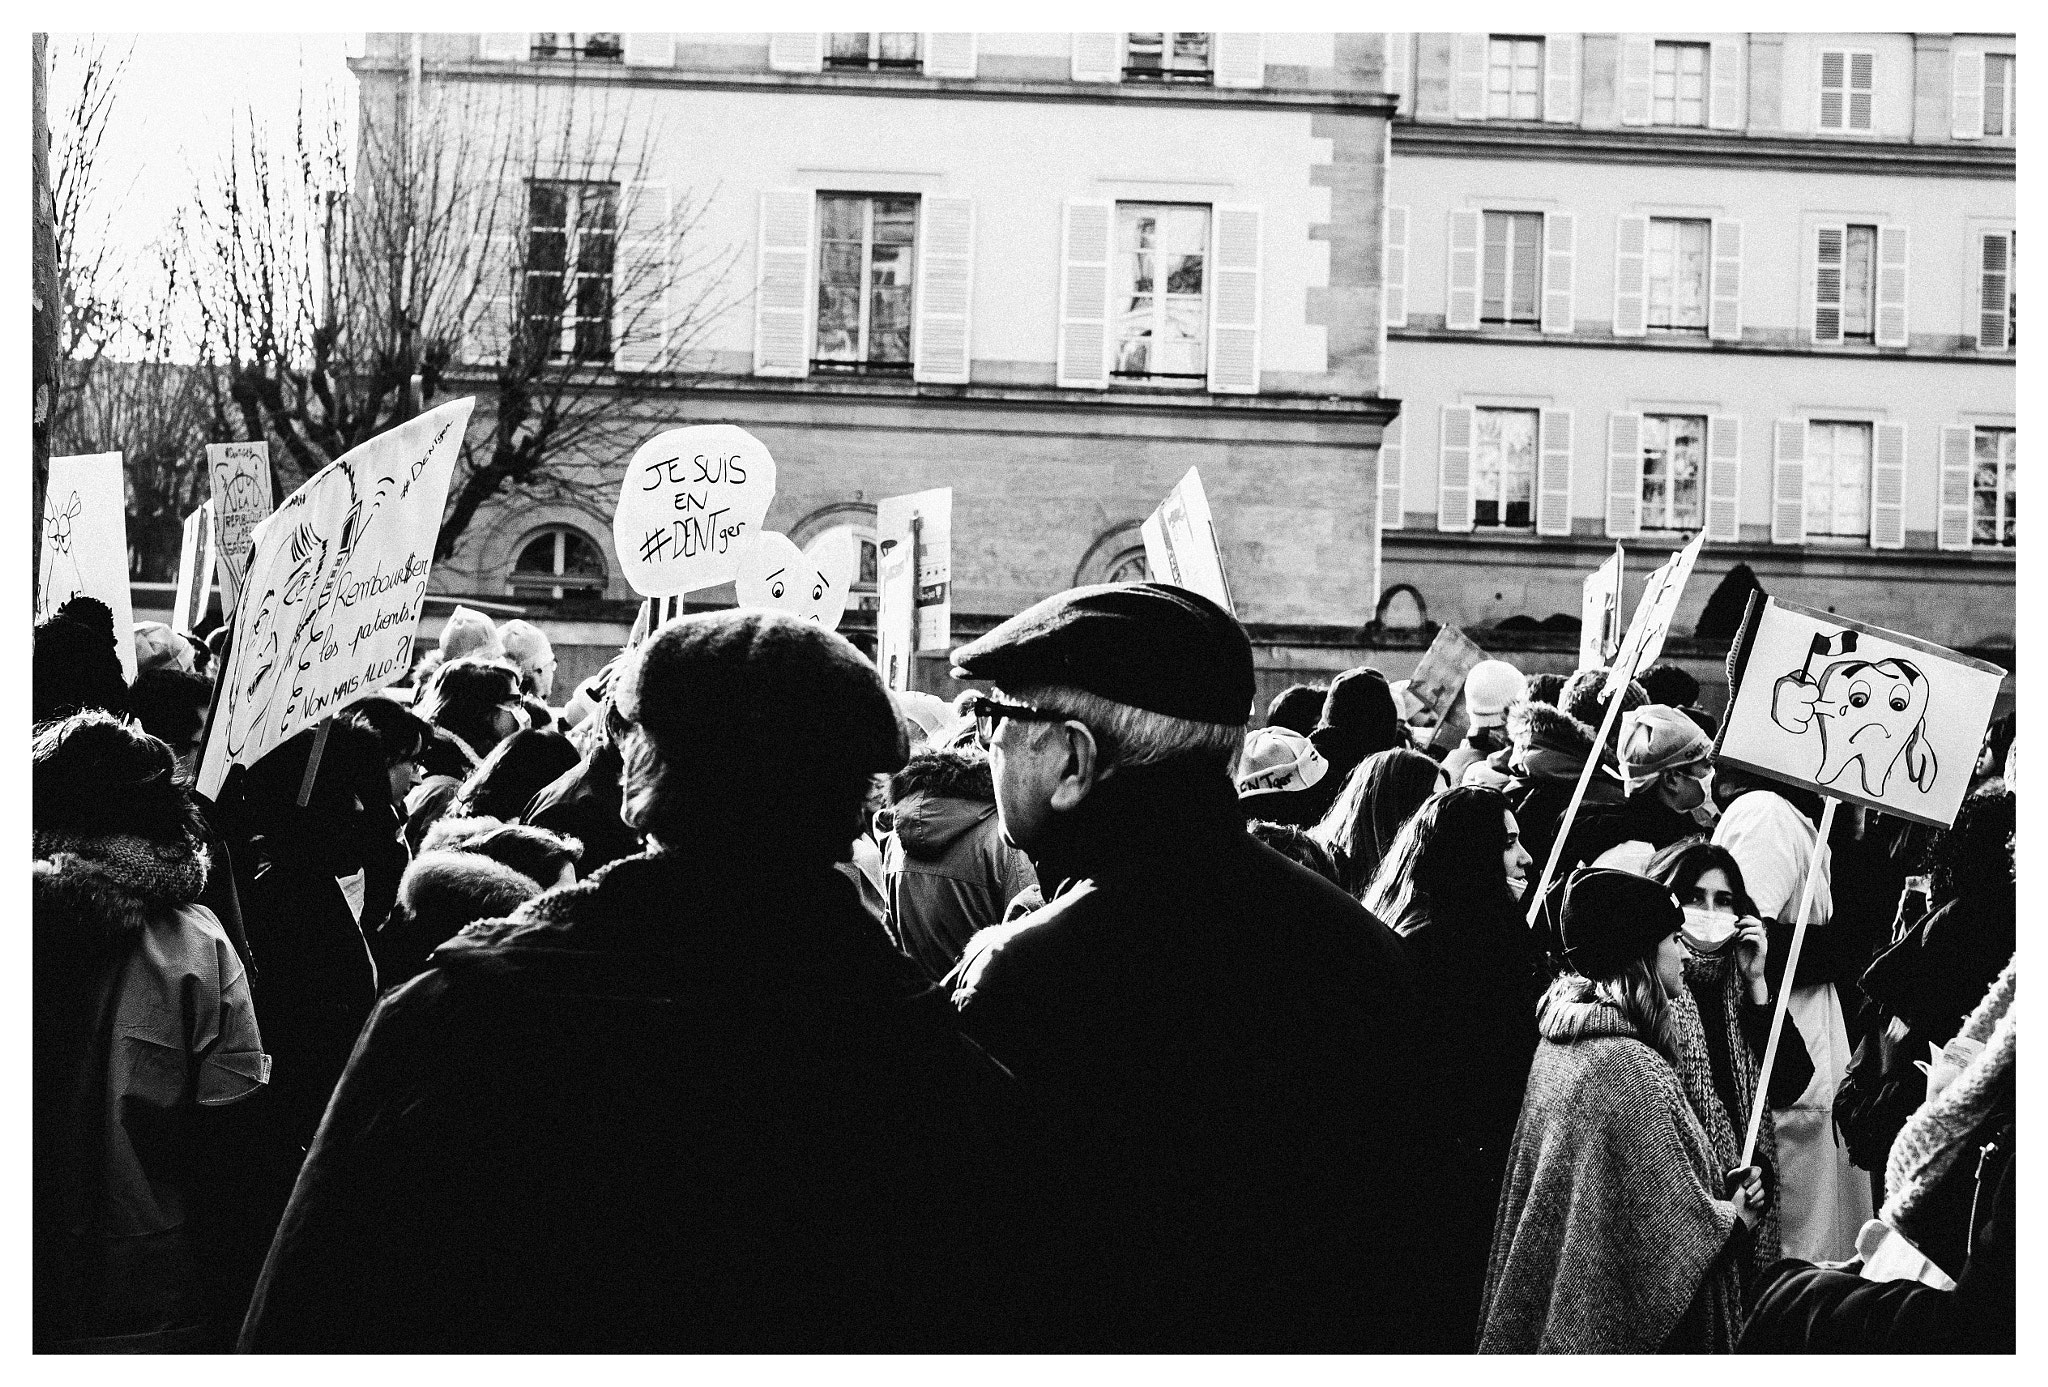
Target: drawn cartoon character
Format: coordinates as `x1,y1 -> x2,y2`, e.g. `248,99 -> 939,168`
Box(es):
1770,628 -> 1937,798
733,529 -> 855,628
40,492 -> 86,615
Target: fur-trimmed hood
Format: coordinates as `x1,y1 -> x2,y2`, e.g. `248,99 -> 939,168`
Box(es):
33,835 -> 209,956
1507,699 -> 1598,760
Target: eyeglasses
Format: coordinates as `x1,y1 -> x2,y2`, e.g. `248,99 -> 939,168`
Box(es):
964,691 -> 1069,750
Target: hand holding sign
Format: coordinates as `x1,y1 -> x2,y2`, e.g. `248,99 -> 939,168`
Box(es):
614,425 -> 778,597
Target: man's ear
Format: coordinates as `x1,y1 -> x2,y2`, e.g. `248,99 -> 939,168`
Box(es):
1047,719 -> 1103,812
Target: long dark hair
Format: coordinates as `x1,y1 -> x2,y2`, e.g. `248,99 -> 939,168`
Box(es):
1362,785 -> 1520,933
1308,748 -> 1442,897
1642,837 -> 1760,919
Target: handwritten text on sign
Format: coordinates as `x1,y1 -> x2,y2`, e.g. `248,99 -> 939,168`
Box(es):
613,425 -> 779,597
207,441 -> 275,617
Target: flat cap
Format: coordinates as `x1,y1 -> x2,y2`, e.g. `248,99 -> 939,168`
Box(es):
950,582 -> 1255,726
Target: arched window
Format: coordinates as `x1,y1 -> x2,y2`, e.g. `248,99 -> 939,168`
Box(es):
1104,548 -> 1151,584
1075,522 -> 1152,587
509,526 -> 607,601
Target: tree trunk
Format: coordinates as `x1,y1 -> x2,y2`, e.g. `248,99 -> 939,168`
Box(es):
32,33 -> 59,607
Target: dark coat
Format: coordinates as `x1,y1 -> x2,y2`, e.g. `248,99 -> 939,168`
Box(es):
882,792 -> 1037,981
523,742 -> 642,873
947,762 -> 1446,1352
239,850 -> 1039,1353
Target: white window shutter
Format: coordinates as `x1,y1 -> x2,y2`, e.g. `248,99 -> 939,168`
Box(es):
1383,205 -> 1410,328
754,189 -> 814,378
1706,415 -> 1742,542
768,34 -> 824,73
1709,219 -> 1743,342
462,180 -> 520,367
1541,210 -> 1575,334
1379,414 -> 1405,530
1386,33 -> 1411,114
1938,425 -> 1976,549
1952,50 -> 1985,139
1976,230 -> 2012,352
1543,34 -> 1580,122
1870,422 -> 1908,549
1876,224 -> 1910,348
1452,34 -> 1487,120
1537,409 -> 1574,536
480,33 -> 528,62
1056,199 -> 1113,389
1208,205 -> 1263,394
1811,224 -> 1845,345
1612,214 -> 1649,337
622,34 -> 675,68
1438,406 -> 1475,532
1605,412 -> 1644,538
1708,39 -> 1742,129
1213,34 -> 1265,89
1446,210 -> 1482,330
613,183 -> 670,373
924,33 -> 977,79
1071,34 -> 1120,83
1772,419 -> 1808,545
913,196 -> 974,384
1619,34 -> 1653,125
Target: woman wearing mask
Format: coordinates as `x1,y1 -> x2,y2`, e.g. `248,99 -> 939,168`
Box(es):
1363,786 -> 1546,1350
406,658 -> 526,850
1481,868 -> 1766,1353
1308,748 -> 1444,900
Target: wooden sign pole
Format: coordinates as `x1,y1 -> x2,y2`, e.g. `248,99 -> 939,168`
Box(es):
296,717 -> 333,809
1739,795 -> 1839,1169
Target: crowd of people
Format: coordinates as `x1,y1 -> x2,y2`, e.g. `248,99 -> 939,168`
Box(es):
32,582 -> 2016,1354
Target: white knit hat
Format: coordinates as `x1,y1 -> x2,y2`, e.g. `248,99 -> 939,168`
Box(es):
1464,659 -> 1528,720
1619,704 -> 1714,792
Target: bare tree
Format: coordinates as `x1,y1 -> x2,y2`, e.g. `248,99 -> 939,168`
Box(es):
181,76 -> 740,558
49,36 -> 134,438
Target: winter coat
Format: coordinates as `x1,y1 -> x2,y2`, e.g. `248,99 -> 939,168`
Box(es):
523,742 -> 642,873
946,761 -> 1447,1352
1479,997 -> 1748,1353
882,792 -> 1037,981
403,727 -> 482,852
239,849 -> 1041,1353
33,835 -> 269,1352
1493,702 -> 1629,897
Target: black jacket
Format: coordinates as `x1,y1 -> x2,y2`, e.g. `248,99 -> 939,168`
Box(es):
947,761 -> 1448,1352
240,850 -> 1039,1353
523,743 -> 642,873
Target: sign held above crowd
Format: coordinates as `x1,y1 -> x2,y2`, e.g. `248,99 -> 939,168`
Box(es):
173,502 -> 218,636
39,452 -> 137,680
1407,625 -> 1490,751
877,486 -> 953,693
734,528 -> 859,630
207,441 -> 275,618
614,424 -> 779,598
1579,545 -> 1623,671
1140,467 -> 1233,614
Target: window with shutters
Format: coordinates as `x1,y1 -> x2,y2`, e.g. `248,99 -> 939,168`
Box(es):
1983,54 -> 2015,136
1114,203 -> 1210,382
1124,33 -> 1212,83
1805,421 -> 1872,539
1972,427 -> 2016,548
814,194 -> 917,373
1474,407 -> 1538,528
1646,218 -> 1710,333
1640,415 -> 1705,530
1653,42 -> 1708,126
1838,224 -> 1878,342
825,33 -> 921,70
1487,36 -> 1544,119
1976,229 -> 2014,353
1817,49 -> 1874,132
1481,212 -> 1543,326
526,181 -> 617,363
531,33 -> 621,61
509,526 -> 608,601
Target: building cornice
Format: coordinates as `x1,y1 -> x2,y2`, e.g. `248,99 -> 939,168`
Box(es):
1392,120 -> 2014,179
1387,323 -> 2014,365
1382,527 -> 2016,573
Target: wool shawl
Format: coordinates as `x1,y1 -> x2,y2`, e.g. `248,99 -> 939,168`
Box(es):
1680,954 -> 1783,1273
1479,999 -> 1744,1354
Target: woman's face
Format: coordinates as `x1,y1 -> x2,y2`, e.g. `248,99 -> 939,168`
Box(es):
1685,865 -> 1737,917
1654,930 -> 1688,995
386,747 -> 423,810
1501,811 -> 1533,899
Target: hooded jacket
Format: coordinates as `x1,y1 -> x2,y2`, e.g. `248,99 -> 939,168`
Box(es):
524,742 -> 643,874
1490,701 -> 1629,892
882,791 -> 1037,982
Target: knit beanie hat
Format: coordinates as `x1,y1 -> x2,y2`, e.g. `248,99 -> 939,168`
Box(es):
132,621 -> 197,676
1464,660 -> 1528,721
440,605 -> 505,663
1557,867 -> 1684,981
1562,666 -> 1648,735
498,619 -> 553,677
1318,666 -> 1400,741
1619,704 -> 1715,793
1235,726 -> 1330,794
34,596 -> 129,724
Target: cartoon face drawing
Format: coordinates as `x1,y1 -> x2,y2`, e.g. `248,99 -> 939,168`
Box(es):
39,492 -> 86,616
1771,650 -> 1937,799
733,529 -> 855,629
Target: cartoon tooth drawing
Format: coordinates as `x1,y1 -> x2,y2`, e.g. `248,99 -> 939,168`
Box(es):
1770,629 -> 1938,798
733,529 -> 855,628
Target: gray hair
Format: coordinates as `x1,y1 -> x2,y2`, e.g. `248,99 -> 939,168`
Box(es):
1007,683 -> 1246,775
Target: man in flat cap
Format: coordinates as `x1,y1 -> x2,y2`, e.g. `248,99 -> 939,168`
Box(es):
946,582 -> 1447,1352
242,611 -> 1033,1352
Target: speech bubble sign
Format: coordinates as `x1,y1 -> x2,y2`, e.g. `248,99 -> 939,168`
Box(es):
614,424 -> 778,597
733,529 -> 856,630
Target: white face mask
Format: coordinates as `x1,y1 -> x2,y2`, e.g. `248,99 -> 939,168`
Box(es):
1689,797 -> 1721,827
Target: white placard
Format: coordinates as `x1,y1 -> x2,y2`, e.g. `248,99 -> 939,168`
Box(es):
1716,597 -> 2006,829
1580,545 -> 1623,671
172,502 -> 218,634
613,424 -> 778,597
196,398 -> 476,798
1139,466 -> 1233,614
733,528 -> 858,630
38,452 -> 137,681
1604,531 -> 1705,697
207,441 -> 274,618
876,486 -> 953,693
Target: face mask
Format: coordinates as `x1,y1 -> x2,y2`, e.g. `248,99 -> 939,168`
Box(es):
1689,797 -> 1721,827
1680,905 -> 1737,955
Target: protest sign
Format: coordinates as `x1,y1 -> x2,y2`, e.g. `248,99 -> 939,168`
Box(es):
1407,625 -> 1489,751
207,441 -> 275,617
1139,467 -> 1233,613
39,452 -> 137,680
1579,545 -> 1623,671
876,487 -> 953,693
1603,530 -> 1705,697
1716,596 -> 2006,830
172,502 -> 218,634
197,398 -> 476,799
733,528 -> 858,630
613,424 -> 778,597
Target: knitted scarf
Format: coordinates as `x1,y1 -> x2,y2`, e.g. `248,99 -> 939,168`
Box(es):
1681,952 -> 1782,1271
31,829 -> 209,905
1883,955 -> 2016,1233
